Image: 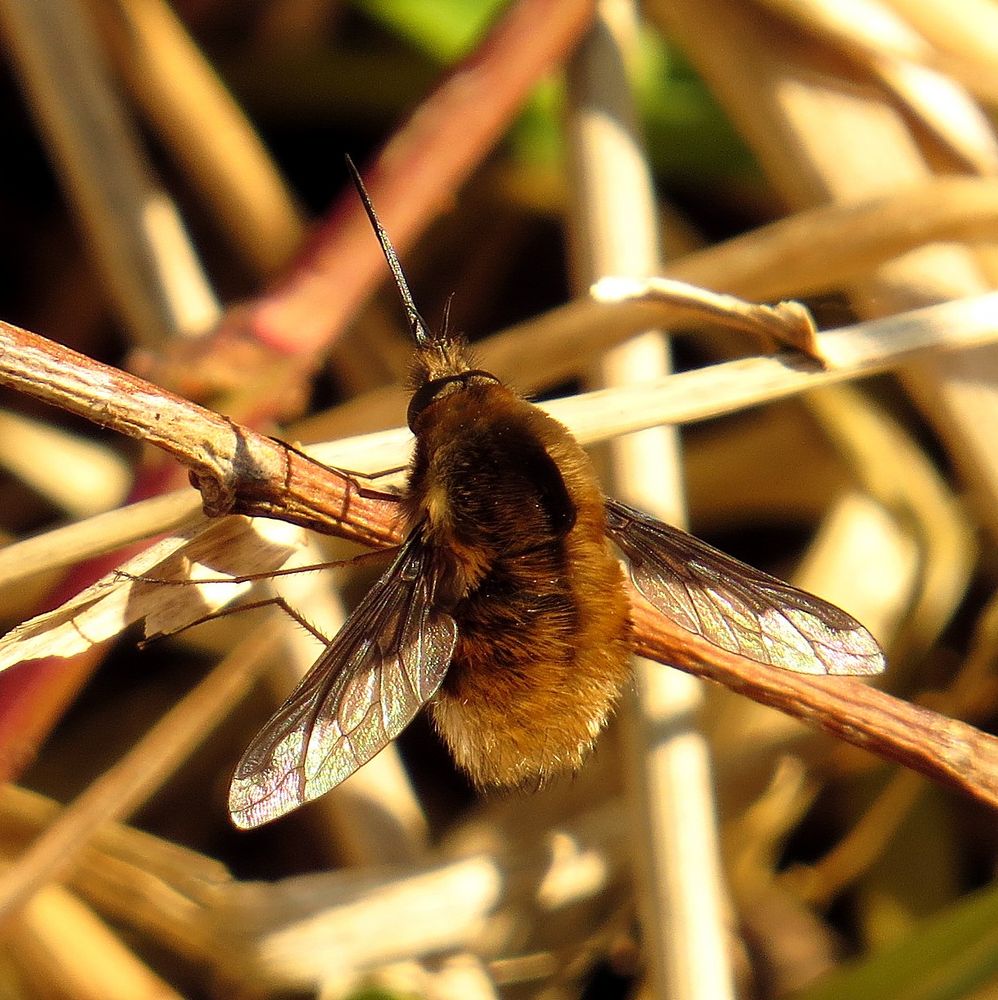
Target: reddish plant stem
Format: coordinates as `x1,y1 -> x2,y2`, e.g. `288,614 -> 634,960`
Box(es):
632,602 -> 998,810
143,0 -> 594,421
234,0 -> 595,357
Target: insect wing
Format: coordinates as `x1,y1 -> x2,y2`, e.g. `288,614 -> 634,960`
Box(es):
604,499 -> 885,676
229,531 -> 458,828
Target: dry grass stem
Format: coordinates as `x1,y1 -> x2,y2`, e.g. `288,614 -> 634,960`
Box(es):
668,177 -> 998,302
593,276 -> 821,359
761,0 -> 998,112
212,805 -> 629,990
0,491 -> 203,589
648,0 -> 998,545
5,882 -> 183,1000
783,769 -> 927,907
548,291 -> 998,443
0,625 -> 281,922
892,0 -> 998,83
0,0 -> 218,343
0,516 -> 302,667
1,785 -> 629,993
97,0 -> 307,279
565,6 -> 733,999
0,411 -> 131,519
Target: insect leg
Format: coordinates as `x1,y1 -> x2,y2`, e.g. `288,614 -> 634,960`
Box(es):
140,595 -> 333,647
274,437 -> 406,502
115,546 -> 394,588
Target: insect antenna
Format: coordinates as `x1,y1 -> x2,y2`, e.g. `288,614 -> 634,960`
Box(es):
345,155 -> 434,348
440,291 -> 456,340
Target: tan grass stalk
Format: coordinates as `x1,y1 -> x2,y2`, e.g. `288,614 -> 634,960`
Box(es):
0,0 -> 218,343
565,5 -> 734,998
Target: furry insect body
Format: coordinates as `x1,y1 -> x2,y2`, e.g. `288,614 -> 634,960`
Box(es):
404,344 -> 631,786
226,160 -> 885,829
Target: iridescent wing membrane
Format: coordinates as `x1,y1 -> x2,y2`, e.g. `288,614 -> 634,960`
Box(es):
229,530 -> 458,828
604,499 -> 885,676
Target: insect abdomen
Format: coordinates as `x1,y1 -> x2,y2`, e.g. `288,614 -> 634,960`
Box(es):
435,528 -> 630,787
409,385 -> 632,787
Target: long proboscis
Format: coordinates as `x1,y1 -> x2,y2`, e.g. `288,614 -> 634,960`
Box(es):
345,156 -> 434,348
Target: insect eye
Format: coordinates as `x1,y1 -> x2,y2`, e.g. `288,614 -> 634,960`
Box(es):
406,370 -> 500,430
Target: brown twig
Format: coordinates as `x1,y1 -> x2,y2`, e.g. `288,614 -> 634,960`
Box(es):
2,317 -> 998,812
632,599 -> 998,810
0,318 -> 394,548
0,312 -> 390,780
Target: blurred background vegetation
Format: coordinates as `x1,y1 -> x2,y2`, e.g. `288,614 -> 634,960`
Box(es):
1,1 -> 998,998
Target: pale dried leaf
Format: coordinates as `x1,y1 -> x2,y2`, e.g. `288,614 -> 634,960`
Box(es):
590,276 -> 822,360
0,516 -> 303,670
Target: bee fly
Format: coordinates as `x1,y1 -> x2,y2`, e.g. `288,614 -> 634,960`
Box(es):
228,161 -> 885,829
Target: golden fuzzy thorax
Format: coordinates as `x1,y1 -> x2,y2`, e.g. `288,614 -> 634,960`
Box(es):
405,367 -> 632,788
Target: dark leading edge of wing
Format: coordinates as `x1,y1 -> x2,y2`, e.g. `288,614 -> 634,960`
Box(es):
229,530 -> 458,829
604,499 -> 886,677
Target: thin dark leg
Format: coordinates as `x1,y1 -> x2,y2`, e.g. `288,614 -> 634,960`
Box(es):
116,546 -> 395,588
274,436 -> 408,502
141,595 -> 334,646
